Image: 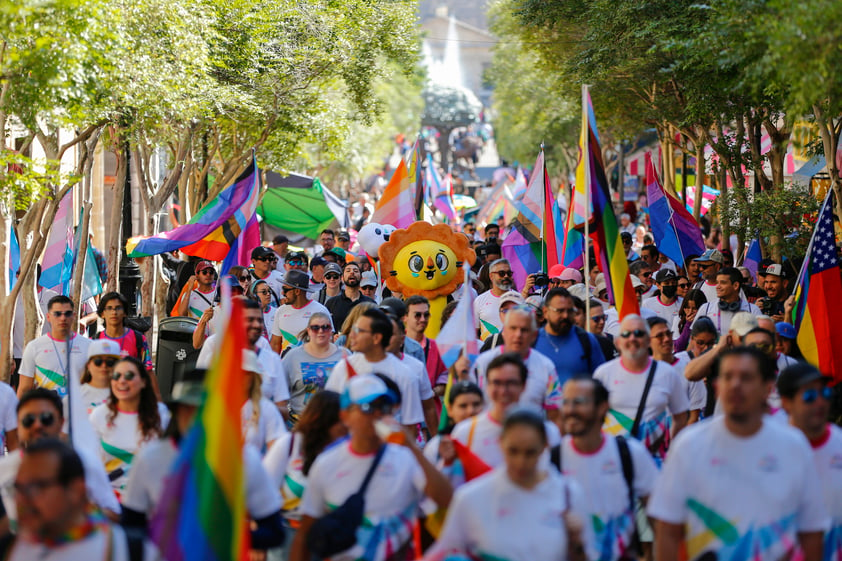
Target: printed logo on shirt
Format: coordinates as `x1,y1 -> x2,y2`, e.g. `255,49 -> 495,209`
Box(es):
757,455 -> 779,473
601,460 -> 620,475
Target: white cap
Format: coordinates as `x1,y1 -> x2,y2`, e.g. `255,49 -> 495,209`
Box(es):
360,271 -> 378,288
340,374 -> 395,410
87,339 -> 122,360
242,350 -> 264,375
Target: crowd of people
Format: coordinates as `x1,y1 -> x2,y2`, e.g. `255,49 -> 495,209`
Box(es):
0,216 -> 839,561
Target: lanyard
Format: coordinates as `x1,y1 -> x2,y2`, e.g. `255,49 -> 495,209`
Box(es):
49,335 -> 75,380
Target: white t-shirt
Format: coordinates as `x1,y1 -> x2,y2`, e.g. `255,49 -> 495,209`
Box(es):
12,288 -> 56,359
89,402 -> 171,491
471,347 -> 561,414
695,279 -> 718,305
642,296 -> 681,328
262,432 -> 308,521
693,299 -> 761,336
672,352 -> 707,412
186,287 -> 215,320
299,441 -> 427,561
122,438 -> 280,520
79,384 -> 111,416
593,358 -> 689,463
426,467 -> 595,561
242,397 -> 286,454
325,354 -> 424,425
559,434 -> 659,560
451,411 -> 561,469
648,417 -> 829,561
197,335 -> 290,404
271,300 -> 332,352
813,425 -> 842,557
19,334 -> 91,397
398,353 -> 435,401
0,383 -> 17,454
473,291 -> 503,339
0,446 -> 121,531
9,525 -> 157,561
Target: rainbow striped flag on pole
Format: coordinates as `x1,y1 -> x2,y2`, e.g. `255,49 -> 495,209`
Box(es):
127,158 -> 261,271
792,190 -> 842,381
150,297 -> 250,561
579,86 -> 639,319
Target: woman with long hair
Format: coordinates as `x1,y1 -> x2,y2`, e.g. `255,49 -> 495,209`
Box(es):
90,356 -> 169,492
251,279 -> 280,340
229,265 -> 253,294
334,301 -> 376,348
80,340 -> 122,415
672,289 -> 707,352
263,391 -> 347,561
282,312 -> 344,424
427,408 -> 592,561
242,349 -> 286,453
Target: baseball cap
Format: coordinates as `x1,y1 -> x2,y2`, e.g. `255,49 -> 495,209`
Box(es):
630,275 -> 645,289
223,274 -> 243,291
560,268 -> 583,283
758,258 -> 775,276
620,231 -> 633,242
776,363 -> 830,399
242,350 -> 264,376
310,256 -> 327,269
324,262 -> 342,276
775,322 -> 796,339
567,283 -> 588,301
168,369 -> 206,407
272,234 -> 289,245
729,312 -> 758,337
251,246 -> 275,260
360,271 -> 378,288
764,264 -> 784,277
499,290 -> 525,307
194,260 -> 215,274
547,264 -> 566,280
285,251 -> 308,264
340,374 -> 396,410
694,249 -> 724,264
654,269 -> 677,283
379,297 -> 407,318
86,339 -> 122,360
337,231 -> 350,242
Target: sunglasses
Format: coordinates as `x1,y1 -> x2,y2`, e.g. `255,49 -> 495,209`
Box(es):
619,329 -> 647,339
324,274 -> 340,280
698,263 -> 714,269
21,411 -> 56,429
641,272 -> 652,278
239,276 -> 250,282
748,342 -> 774,354
361,285 -> 376,291
413,311 -> 431,319
493,270 -> 513,278
92,358 -> 116,368
802,387 -> 832,404
287,260 -> 305,267
561,396 -> 592,406
678,283 -> 690,289
254,257 -> 274,262
111,371 -> 137,382
308,324 -> 332,332
282,286 -> 296,294
256,289 -> 271,296
50,311 -> 74,318
357,401 -> 393,415
590,314 -> 606,323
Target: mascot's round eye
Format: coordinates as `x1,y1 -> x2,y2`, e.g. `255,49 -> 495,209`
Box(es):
435,253 -> 449,271
374,228 -> 382,236
409,255 -> 424,273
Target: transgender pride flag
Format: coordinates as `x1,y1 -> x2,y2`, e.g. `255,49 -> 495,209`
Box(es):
40,190 -> 75,294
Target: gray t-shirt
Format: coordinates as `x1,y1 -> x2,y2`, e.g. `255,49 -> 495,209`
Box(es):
282,344 -> 344,418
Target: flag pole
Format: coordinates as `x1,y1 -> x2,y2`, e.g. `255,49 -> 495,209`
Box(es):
583,85 -> 591,333
540,143 -> 546,277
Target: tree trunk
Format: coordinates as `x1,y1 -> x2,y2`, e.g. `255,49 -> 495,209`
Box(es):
106,146 -> 127,294
693,141 -> 706,222
814,103 -> 842,218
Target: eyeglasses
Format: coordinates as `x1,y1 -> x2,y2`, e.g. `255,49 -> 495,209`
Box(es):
91,358 -> 116,368
199,269 -> 216,275
488,379 -> 522,388
352,325 -> 371,334
561,396 -> 592,406
256,289 -> 271,296
641,272 -> 652,278
104,306 -> 123,313
308,324 -> 332,332
287,260 -> 305,267
678,283 -> 690,289
357,401 -> 393,415
619,329 -> 647,339
492,270 -> 513,278
111,371 -> 137,382
50,311 -> 74,318
324,274 -> 340,280
413,311 -> 431,319
692,338 -> 715,348
546,305 -> 575,316
21,411 -> 56,429
13,479 -> 61,499
590,314 -> 606,323
802,387 -> 832,404
652,331 -> 673,340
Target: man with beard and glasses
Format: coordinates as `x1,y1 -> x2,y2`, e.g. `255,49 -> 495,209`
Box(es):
642,269 -> 681,329
474,259 -> 516,340
0,389 -> 120,530
325,262 -> 373,330
650,348 -> 828,561
594,314 -> 689,466
471,307 -> 562,427
197,298 -> 290,419
557,376 -> 659,561
535,288 -> 605,385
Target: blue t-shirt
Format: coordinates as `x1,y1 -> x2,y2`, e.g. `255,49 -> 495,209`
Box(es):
534,327 -> 606,384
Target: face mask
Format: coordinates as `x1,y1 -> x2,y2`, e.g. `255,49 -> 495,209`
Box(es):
661,285 -> 678,298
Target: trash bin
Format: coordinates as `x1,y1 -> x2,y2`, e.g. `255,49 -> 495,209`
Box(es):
155,317 -> 200,401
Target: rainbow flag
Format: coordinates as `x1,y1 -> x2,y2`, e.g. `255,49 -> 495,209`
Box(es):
127,159 -> 261,265
578,86 -> 638,318
561,182 -> 586,268
792,190 -> 842,382
150,298 -> 250,561
425,154 -> 457,222
371,158 -> 415,229
501,149 -> 560,289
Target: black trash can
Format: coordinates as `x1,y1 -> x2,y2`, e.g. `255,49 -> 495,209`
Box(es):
155,317 -> 200,401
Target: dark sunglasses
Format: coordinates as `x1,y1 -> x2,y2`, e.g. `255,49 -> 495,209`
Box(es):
802,387 -> 832,404
590,314 -> 606,323
254,257 -> 274,262
21,411 -> 56,429
324,274 -> 340,280
678,283 -> 690,288
111,371 -> 137,382
239,276 -> 250,282
282,286 -> 296,294
308,324 -> 332,332
493,270 -> 513,278
50,311 -> 74,318
413,311 -> 431,319
641,272 -> 652,278
619,329 -> 647,339
92,358 -> 116,368
198,269 -> 216,274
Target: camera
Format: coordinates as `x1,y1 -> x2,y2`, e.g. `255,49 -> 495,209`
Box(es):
533,272 -> 549,287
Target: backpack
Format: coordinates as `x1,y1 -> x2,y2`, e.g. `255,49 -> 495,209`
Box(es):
96,328 -> 146,363
572,326 -> 593,363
